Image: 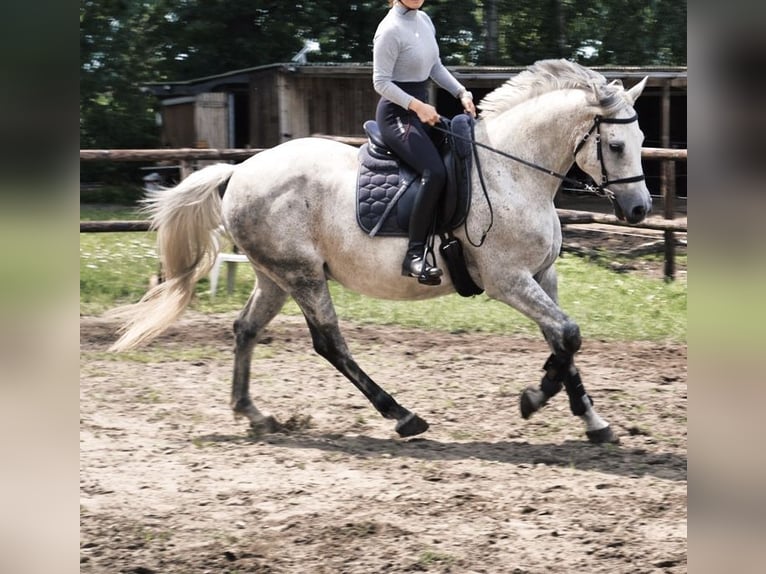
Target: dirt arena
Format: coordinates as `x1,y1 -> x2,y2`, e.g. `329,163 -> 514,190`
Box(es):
81,217 -> 687,572
80,284 -> 686,573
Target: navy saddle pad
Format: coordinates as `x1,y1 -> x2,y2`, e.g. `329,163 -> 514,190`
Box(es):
355,114 -> 475,238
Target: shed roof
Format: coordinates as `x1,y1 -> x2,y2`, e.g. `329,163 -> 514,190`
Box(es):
144,62 -> 687,98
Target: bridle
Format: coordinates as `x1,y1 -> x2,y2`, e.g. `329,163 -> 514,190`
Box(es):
432,112 -> 646,246
572,114 -> 646,200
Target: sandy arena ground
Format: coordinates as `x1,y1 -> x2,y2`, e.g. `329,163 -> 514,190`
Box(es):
80,297 -> 686,573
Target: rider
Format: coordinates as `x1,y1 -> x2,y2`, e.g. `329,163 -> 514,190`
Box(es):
373,0 -> 476,283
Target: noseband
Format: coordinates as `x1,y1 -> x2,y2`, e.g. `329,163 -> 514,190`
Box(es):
573,114 -> 646,199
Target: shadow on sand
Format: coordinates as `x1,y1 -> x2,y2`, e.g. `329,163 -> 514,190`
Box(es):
195,429 -> 686,482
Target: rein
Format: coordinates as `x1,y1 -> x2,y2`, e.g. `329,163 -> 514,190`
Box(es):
434,113 -> 643,199
432,113 -> 644,247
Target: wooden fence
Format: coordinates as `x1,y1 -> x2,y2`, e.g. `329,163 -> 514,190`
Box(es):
80,144 -> 687,278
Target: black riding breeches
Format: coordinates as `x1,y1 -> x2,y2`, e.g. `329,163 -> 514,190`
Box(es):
375,90 -> 446,248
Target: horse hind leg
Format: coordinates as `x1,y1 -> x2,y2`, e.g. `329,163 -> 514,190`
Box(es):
291,277 -> 429,438
231,271 -> 289,434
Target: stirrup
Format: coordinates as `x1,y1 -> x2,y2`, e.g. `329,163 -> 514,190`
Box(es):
402,254 -> 443,285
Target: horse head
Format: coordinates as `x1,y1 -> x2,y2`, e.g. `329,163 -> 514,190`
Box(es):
573,76 -> 652,224
478,60 -> 653,224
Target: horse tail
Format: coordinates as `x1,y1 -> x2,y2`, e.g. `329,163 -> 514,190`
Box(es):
108,163 -> 237,351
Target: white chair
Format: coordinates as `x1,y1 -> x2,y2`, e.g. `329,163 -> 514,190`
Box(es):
209,251 -> 250,296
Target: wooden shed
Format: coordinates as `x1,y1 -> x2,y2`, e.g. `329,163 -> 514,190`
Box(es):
144,62 -> 686,195
145,63 -> 382,149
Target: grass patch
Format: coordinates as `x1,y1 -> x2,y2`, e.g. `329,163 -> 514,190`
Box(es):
82,345 -> 228,364
81,207 -> 686,343
80,184 -> 146,205
417,549 -> 456,567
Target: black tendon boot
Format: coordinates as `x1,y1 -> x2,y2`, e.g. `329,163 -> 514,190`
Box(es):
402,170 -> 443,285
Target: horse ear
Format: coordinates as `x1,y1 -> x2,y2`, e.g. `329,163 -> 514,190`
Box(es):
626,76 -> 648,105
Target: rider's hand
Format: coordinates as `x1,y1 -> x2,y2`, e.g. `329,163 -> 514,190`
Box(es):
409,99 -> 440,126
460,90 -> 477,118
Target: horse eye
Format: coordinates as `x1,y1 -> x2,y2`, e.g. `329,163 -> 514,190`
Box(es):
608,142 -> 624,153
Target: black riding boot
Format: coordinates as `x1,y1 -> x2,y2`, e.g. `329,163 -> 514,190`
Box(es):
402,170 -> 443,285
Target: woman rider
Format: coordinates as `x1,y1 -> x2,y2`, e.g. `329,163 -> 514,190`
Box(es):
372,0 -> 476,284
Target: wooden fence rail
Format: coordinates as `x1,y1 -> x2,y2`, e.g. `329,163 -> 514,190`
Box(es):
81,144 -> 687,278
79,146 -> 687,162
80,213 -> 686,234
80,221 -> 152,233
80,148 -> 262,162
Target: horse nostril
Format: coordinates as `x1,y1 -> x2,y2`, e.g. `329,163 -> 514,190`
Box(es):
631,205 -> 646,220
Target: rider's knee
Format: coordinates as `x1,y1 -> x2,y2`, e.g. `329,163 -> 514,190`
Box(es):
428,164 -> 446,190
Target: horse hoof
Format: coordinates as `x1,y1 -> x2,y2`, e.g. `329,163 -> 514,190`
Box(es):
395,412 -> 429,437
586,425 -> 620,445
520,386 -> 547,419
249,415 -> 283,436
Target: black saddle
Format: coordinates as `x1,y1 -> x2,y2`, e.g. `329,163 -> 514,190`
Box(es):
355,113 -> 483,297
356,114 -> 475,238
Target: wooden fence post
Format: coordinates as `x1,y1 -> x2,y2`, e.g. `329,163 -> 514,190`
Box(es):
661,83 -> 677,281
179,159 -> 193,180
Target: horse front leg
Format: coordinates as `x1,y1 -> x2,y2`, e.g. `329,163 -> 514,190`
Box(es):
488,267 -> 618,444
292,277 -> 429,438
231,272 -> 289,434
520,352 -> 618,444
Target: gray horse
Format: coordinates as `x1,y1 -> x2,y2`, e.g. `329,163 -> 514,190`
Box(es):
110,59 -> 651,444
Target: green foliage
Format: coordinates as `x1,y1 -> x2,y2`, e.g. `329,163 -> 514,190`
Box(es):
417,548 -> 456,566
80,1 -> 166,149
490,0 -> 687,65
80,210 -> 686,343
80,0 -> 169,182
153,0 -> 311,76
421,0 -> 482,65
80,0 -> 687,158
80,184 -> 147,205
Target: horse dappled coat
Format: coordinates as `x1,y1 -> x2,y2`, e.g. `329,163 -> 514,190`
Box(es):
110,60 -> 651,444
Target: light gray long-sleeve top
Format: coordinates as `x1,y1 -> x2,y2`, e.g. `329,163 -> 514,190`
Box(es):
372,4 -> 466,110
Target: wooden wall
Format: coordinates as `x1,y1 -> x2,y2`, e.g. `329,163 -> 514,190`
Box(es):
160,103 -> 195,148
294,75 -> 377,138
160,94 -> 229,149
250,68 -> 281,148
248,68 -> 378,147
194,93 -> 228,148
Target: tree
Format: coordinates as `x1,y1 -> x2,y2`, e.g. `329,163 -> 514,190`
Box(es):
483,0 -> 499,64
152,0 -> 315,78
80,1 -> 166,148
80,0 -> 686,161
81,0 -> 176,181
492,0 -> 686,66
308,2 -> 386,63
421,0 -> 482,65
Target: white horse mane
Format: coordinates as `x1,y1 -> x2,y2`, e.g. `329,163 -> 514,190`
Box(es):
479,59 -> 629,119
